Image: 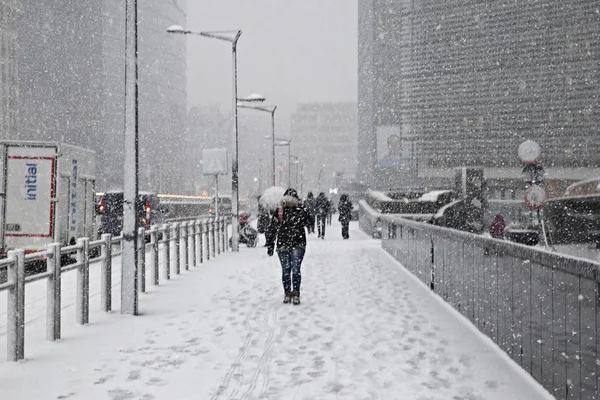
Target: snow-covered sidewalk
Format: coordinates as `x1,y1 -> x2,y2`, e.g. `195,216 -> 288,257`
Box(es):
0,222 -> 553,400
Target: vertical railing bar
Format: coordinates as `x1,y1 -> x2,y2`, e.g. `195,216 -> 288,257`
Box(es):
76,240 -> 85,325
46,243 -> 61,341
175,223 -> 181,274
163,224 -> 171,280
211,219 -> 216,259
6,251 -> 18,361
101,234 -> 112,312
180,222 -> 187,271
152,226 -> 159,285
138,227 -> 146,293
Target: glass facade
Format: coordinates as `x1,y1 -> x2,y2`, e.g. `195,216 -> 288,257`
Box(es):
359,0 -> 600,186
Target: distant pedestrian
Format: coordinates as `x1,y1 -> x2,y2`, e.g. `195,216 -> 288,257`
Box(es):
267,188 -> 310,305
489,214 -> 505,239
304,192 -> 316,234
338,194 -> 353,239
315,192 -> 330,239
327,199 -> 335,225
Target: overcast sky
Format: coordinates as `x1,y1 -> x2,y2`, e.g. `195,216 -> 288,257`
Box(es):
186,0 -> 358,136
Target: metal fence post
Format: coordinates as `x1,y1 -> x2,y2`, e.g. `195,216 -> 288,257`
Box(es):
215,217 -> 222,254
16,249 -> 24,358
174,223 -> 181,274
222,217 -> 227,252
211,219 -> 216,259
163,224 -> 171,280
188,221 -> 195,268
6,251 -> 17,361
101,234 -> 112,312
6,250 -> 24,361
138,227 -> 146,293
205,220 -> 211,261
76,238 -> 90,325
198,220 -> 204,264
151,226 -> 159,285
180,222 -> 188,271
46,243 -> 61,341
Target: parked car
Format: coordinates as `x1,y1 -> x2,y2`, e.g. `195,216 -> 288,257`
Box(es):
97,191 -> 165,239
208,195 -> 233,216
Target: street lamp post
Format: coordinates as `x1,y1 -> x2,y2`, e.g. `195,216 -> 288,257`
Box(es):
167,25 -> 244,251
122,0 -> 139,315
238,104 -> 277,187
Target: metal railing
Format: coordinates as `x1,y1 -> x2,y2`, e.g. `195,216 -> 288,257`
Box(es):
358,200 -> 382,238
0,216 -> 229,361
381,215 -> 600,400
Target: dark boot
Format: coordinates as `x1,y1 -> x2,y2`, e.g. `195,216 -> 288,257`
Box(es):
291,291 -> 301,305
283,291 -> 292,304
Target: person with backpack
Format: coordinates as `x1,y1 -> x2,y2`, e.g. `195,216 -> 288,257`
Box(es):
304,192 -> 316,234
315,192 -> 330,239
338,194 -> 353,239
267,188 -> 310,305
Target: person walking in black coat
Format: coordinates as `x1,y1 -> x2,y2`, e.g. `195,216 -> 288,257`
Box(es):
304,192 -> 316,234
338,194 -> 353,239
267,188 -> 310,305
315,192 -> 330,239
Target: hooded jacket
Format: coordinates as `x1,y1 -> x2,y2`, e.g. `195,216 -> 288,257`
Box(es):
489,214 -> 505,239
267,194 -> 310,251
315,193 -> 330,217
338,194 -> 353,222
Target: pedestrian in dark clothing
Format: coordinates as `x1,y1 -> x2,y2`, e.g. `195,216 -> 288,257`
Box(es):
338,194 -> 353,239
327,199 -> 335,225
267,188 -> 310,305
315,192 -> 330,239
489,214 -> 505,239
304,192 -> 316,234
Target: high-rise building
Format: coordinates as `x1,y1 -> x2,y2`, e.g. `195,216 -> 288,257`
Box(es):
15,0 -> 187,193
290,102 -> 357,192
0,0 -> 18,140
358,0 -> 600,188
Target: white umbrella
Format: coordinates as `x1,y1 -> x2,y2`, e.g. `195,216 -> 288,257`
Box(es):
259,186 -> 286,211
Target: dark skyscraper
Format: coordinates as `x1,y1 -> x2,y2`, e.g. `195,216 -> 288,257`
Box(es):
359,1 -> 600,188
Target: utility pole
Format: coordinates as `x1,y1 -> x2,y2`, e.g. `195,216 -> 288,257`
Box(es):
122,0 -> 139,315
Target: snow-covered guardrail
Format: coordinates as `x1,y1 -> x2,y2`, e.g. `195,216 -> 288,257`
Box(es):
0,216 -> 229,361
358,200 -> 382,238
380,215 -> 600,400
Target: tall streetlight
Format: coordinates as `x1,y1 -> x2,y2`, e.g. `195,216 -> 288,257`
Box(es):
122,0 -> 139,315
238,103 -> 277,186
167,25 -> 245,251
274,138 -> 292,187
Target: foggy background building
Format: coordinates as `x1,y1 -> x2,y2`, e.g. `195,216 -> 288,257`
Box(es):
359,0 -> 600,188
290,102 -> 357,193
0,0 -> 18,141
15,0 -> 188,193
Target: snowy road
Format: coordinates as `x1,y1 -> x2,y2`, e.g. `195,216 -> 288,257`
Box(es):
0,222 -> 553,400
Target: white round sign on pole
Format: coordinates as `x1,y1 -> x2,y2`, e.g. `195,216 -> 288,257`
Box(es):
518,140 -> 541,164
524,184 -> 547,210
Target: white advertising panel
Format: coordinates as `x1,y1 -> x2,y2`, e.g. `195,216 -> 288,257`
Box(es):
5,155 -> 55,238
203,148 -> 228,175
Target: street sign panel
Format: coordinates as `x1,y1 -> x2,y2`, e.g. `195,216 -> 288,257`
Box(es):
202,148 -> 228,175
524,184 -> 547,210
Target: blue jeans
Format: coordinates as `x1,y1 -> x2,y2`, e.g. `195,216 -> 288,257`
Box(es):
277,248 -> 305,293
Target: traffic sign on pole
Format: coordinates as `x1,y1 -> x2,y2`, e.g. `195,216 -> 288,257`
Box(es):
524,184 -> 547,210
